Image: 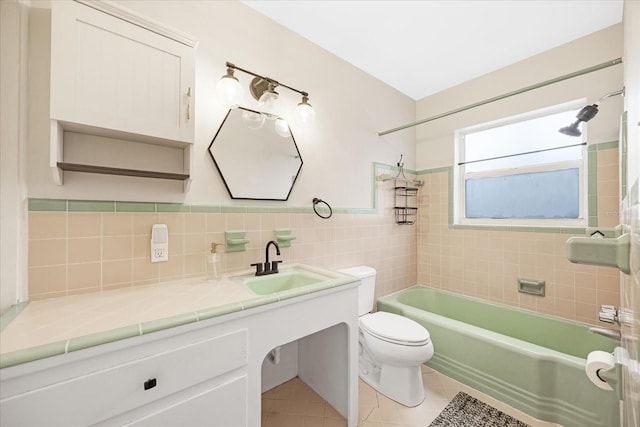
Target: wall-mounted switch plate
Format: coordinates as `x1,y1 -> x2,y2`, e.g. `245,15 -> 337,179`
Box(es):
151,224 -> 168,263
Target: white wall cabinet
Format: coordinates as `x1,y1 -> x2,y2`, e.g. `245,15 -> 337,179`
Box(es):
49,0 -> 197,188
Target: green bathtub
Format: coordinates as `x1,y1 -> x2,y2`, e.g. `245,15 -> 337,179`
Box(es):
377,286 -> 619,427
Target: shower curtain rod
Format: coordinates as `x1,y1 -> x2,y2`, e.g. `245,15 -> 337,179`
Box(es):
378,57 -> 623,137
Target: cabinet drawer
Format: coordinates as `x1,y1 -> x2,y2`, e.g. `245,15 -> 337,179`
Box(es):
0,329 -> 247,426
125,375 -> 248,427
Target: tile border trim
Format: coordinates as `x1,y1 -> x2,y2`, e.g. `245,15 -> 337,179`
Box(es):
28,198 -> 381,215
27,162 -> 407,216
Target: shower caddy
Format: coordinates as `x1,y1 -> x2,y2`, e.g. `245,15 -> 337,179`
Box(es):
382,155 -> 423,225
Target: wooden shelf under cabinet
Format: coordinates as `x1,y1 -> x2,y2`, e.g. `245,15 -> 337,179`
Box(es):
57,163 -> 190,181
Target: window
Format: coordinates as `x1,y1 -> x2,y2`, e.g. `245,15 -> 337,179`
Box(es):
454,101 -> 587,226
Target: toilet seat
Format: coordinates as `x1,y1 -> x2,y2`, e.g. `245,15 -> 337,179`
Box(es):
360,312 -> 430,347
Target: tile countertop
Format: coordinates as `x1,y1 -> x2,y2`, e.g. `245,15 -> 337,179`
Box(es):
0,264 -> 354,369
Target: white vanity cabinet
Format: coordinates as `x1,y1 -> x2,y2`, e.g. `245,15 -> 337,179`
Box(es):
49,0 -> 197,186
0,279 -> 360,426
0,329 -> 248,426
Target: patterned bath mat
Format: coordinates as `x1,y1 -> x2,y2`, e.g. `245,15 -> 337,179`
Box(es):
429,392 -> 531,427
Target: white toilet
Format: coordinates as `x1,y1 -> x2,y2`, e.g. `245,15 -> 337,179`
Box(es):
338,266 -> 434,407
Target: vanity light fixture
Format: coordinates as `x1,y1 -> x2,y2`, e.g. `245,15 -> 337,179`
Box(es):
559,88 -> 624,137
296,95 -> 316,125
216,62 -> 315,131
215,65 -> 244,108
258,81 -> 280,120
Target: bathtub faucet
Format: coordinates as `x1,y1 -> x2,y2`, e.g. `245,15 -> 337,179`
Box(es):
598,305 -> 620,325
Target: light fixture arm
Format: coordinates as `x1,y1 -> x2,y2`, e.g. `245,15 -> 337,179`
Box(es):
225,61 -> 309,98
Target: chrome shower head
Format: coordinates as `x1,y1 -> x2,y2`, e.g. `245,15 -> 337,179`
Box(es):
576,104 -> 599,122
559,120 -> 582,137
558,104 -> 599,137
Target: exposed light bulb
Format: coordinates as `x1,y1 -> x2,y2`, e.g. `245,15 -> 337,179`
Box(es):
242,109 -> 265,130
274,118 -> 290,138
295,96 -> 315,125
215,68 -> 243,108
258,83 -> 279,120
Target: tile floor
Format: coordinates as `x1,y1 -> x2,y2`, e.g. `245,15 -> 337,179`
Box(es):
261,366 -> 562,427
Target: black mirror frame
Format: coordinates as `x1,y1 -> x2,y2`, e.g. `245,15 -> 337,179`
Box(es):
207,107 -> 304,201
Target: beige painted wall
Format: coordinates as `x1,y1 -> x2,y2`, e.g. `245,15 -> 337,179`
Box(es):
415,24 -> 624,171
26,0 -> 416,208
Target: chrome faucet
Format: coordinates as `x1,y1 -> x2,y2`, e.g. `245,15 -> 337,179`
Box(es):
589,304 -> 623,342
250,240 -> 282,276
598,305 -> 620,325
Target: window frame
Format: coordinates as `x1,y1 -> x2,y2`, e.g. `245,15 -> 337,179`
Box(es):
454,100 -> 588,227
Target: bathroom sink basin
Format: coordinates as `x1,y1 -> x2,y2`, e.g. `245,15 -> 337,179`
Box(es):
237,269 -> 333,295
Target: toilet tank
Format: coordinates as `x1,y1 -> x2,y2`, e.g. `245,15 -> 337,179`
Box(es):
337,266 -> 376,316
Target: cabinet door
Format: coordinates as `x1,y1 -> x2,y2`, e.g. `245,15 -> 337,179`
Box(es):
50,1 -> 195,143
126,375 -> 248,427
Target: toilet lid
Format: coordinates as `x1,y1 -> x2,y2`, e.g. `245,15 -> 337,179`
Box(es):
360,312 -> 430,346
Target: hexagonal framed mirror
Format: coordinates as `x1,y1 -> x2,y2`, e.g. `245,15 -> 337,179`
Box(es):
208,107 -> 303,201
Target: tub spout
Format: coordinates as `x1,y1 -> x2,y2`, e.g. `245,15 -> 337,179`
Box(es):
588,327 -> 621,343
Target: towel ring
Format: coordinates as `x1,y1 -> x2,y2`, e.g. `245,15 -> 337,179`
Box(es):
312,198 -> 332,219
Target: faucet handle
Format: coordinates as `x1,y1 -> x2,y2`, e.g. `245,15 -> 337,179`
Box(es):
250,263 -> 263,275
599,305 -> 618,324
271,260 -> 282,273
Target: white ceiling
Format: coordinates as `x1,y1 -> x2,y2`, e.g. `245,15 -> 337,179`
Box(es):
242,0 -> 624,100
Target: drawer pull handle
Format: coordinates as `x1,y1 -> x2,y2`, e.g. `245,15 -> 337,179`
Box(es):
143,378 -> 157,390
